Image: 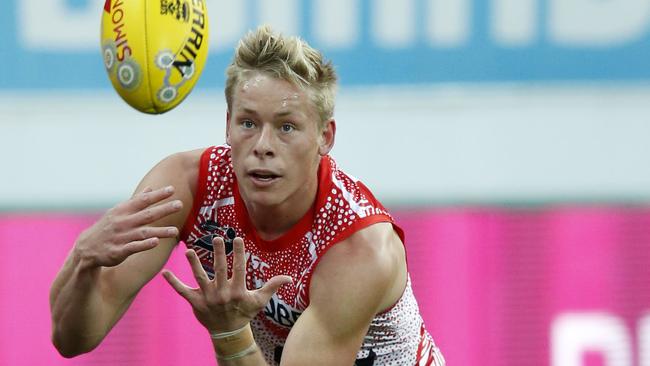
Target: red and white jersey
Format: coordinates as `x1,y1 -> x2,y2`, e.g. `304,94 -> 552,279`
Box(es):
180,145 -> 444,365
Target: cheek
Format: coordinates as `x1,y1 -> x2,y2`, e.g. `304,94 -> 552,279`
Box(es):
229,146 -> 245,176
293,139 -> 319,160
290,145 -> 320,175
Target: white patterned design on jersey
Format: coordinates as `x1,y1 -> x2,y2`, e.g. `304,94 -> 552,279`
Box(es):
180,145 -> 444,365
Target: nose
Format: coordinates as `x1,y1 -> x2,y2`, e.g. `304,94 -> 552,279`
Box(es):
253,124 -> 275,158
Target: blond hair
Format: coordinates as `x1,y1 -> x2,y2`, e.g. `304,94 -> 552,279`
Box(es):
225,25 -> 337,125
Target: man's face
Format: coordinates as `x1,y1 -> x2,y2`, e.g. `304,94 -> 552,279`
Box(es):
227,72 -> 333,209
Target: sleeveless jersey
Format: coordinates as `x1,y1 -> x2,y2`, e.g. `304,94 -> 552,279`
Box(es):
180,145 -> 445,366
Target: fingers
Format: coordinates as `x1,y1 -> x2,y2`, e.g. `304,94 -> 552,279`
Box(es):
185,250 -> 210,291
161,270 -> 195,301
212,237 -> 228,288
257,275 -> 293,301
118,185 -> 177,214
230,238 -> 246,288
121,237 -> 159,257
116,226 -> 179,244
126,199 -> 183,227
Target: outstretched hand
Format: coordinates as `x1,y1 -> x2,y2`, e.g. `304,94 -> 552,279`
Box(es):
74,186 -> 182,268
162,237 -> 293,333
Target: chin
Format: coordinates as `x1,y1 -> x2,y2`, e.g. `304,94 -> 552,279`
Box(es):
245,189 -> 285,208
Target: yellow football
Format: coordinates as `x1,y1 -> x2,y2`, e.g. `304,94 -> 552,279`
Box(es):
100,0 -> 209,114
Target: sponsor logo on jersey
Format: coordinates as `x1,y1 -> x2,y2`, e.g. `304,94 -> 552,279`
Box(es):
264,294 -> 302,328
196,219 -> 236,254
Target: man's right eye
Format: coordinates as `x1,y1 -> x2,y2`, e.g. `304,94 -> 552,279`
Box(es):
242,120 -> 255,129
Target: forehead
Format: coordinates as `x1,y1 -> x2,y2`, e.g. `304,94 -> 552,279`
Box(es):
232,72 -> 313,113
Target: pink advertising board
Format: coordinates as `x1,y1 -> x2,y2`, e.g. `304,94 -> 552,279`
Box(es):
1,208 -> 649,365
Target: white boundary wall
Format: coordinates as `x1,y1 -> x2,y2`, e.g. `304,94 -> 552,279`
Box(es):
2,84 -> 650,208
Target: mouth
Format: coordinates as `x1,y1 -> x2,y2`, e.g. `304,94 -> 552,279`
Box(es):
247,169 -> 282,184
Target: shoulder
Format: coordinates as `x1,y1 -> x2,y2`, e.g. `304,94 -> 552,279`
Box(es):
147,148 -> 204,191
309,222 -> 407,317
324,156 -> 392,219
157,148 -> 204,173
136,148 -> 205,224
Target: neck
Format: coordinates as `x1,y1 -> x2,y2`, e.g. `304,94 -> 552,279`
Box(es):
244,175 -> 318,241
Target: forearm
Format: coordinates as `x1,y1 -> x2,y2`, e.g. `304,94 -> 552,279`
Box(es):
50,182 -> 186,357
50,248 -> 111,357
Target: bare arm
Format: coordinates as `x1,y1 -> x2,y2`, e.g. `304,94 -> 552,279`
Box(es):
280,222 -> 407,365
49,150 -> 200,357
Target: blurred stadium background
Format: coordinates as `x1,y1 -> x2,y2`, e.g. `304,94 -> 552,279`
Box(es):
2,0 -> 650,365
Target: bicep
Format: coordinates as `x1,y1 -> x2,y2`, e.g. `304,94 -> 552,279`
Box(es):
280,224 -> 402,365
279,301 -> 372,365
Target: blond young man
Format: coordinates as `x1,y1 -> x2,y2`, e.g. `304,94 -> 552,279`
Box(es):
50,26 -> 445,365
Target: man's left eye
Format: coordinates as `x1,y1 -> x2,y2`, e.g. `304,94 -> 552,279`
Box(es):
281,124 -> 295,132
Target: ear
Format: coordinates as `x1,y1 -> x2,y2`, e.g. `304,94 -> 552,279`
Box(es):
318,119 -> 336,156
225,110 -> 232,145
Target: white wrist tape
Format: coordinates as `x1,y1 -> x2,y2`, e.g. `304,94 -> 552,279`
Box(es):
210,324 -> 248,340
216,343 -> 258,361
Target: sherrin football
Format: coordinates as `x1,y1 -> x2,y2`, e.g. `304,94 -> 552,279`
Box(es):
101,0 -> 209,114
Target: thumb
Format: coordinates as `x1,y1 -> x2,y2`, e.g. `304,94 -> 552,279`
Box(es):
257,275 -> 293,300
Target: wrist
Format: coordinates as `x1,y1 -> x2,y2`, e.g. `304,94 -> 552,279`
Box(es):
210,323 -> 258,360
